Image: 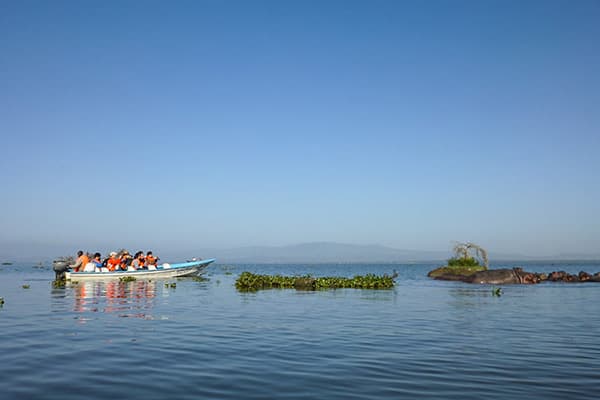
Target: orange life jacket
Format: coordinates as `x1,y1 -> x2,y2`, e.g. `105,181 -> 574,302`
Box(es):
146,255 -> 156,265
107,257 -> 121,271
78,254 -> 89,272
121,256 -> 132,268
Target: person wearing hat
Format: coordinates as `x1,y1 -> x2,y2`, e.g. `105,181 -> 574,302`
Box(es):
106,251 -> 121,272
120,251 -> 135,271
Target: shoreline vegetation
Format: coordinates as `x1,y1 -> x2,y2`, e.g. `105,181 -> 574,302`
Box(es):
235,272 -> 396,291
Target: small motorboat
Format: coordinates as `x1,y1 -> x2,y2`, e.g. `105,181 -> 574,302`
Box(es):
53,258 -> 215,280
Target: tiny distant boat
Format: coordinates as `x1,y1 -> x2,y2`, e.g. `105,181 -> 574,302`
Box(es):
55,259 -> 215,280
1,262 -> 13,265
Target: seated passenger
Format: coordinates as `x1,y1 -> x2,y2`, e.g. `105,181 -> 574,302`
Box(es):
138,251 -> 146,269
120,251 -> 134,271
131,251 -> 145,270
71,250 -> 89,272
85,252 -> 104,272
106,252 -> 121,272
145,251 -> 159,270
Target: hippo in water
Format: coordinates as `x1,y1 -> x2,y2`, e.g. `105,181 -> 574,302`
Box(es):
464,268 -> 540,284
433,267 -> 541,284
432,267 -> 600,284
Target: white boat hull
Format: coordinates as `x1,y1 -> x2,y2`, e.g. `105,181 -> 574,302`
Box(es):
65,259 -> 215,280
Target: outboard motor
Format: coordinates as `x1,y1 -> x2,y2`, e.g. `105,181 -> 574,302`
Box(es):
52,256 -> 74,280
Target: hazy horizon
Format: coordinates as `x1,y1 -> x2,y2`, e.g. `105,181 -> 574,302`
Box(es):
2,240 -> 599,264
1,1 -> 598,257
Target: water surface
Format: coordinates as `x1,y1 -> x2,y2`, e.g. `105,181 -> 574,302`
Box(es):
1,262 -> 599,399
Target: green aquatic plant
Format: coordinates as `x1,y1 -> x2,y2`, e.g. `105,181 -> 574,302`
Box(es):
0,297 -> 4,305
119,276 -> 137,282
492,287 -> 503,297
447,256 -> 481,267
52,279 -> 66,288
22,285 -> 30,289
235,272 -> 395,292
170,283 -> 177,288
192,276 -> 208,282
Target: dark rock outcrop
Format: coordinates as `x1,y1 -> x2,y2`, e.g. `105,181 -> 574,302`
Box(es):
431,267 -> 600,285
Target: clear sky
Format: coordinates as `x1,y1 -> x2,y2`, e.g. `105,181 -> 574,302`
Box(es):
1,0 -> 599,257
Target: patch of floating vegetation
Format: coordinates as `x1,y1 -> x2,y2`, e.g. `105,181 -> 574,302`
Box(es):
0,297 -> 4,305
191,276 -> 208,282
2,262 -> 13,265
119,276 -> 137,282
22,285 -> 30,289
52,279 -> 66,288
164,282 -> 177,288
492,287 -> 503,296
235,272 -> 396,292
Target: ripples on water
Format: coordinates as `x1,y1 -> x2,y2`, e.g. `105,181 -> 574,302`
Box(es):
1,262 -> 600,399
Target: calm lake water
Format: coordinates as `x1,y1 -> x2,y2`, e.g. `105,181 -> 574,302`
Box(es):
1,261 -> 600,399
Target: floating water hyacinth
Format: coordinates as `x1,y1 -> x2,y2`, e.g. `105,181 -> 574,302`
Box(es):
52,279 -> 66,288
235,272 -> 396,291
119,276 -> 137,282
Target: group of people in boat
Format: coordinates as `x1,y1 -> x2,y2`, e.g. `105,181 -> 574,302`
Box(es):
71,250 -> 160,273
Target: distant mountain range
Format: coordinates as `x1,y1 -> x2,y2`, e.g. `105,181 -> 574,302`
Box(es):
193,242 -> 600,264
2,241 -> 600,264
201,242 -> 449,264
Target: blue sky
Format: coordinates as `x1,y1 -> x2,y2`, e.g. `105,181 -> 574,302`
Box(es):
1,0 -> 599,257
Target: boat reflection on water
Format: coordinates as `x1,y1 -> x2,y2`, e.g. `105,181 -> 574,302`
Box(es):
73,280 -> 157,317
